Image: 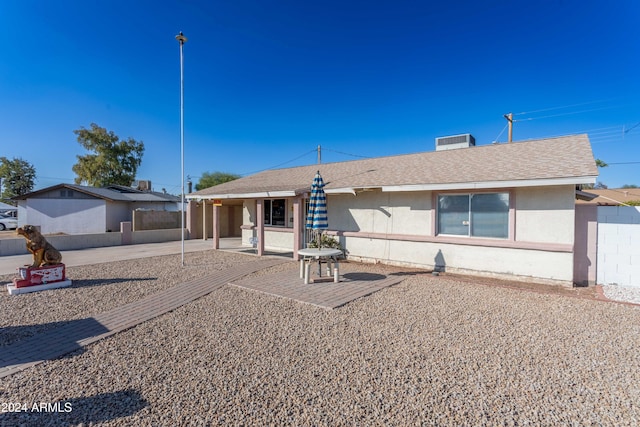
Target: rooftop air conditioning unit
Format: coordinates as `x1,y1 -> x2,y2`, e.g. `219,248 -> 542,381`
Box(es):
435,134 -> 476,151
136,180 -> 152,191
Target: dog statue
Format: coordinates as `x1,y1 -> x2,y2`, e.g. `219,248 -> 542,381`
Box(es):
16,225 -> 63,268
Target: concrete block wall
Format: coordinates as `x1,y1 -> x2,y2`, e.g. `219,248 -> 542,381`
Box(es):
131,228 -> 185,244
132,210 -> 181,231
0,227 -> 187,256
597,206 -> 640,287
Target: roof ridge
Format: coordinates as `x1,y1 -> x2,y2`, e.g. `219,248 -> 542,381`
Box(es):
255,134 -> 590,174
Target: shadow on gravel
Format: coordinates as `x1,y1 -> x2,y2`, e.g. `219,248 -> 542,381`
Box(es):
342,272 -> 386,281
0,317 -> 108,369
389,270 -> 431,277
71,277 -> 157,289
234,249 -> 295,258
0,389 -> 149,425
0,320 -> 71,347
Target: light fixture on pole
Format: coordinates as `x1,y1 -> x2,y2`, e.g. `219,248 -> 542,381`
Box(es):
176,31 -> 187,266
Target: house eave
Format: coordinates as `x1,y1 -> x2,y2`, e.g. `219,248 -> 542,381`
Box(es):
184,176 -> 598,200
186,190 -> 297,200
381,176 -> 598,192
325,188 -> 359,195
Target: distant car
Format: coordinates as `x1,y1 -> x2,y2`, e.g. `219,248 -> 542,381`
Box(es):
0,215 -> 18,231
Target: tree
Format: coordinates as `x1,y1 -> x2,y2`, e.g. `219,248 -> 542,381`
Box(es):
594,181 -> 608,189
621,184 -> 639,189
0,157 -> 36,201
195,171 -> 240,191
581,159 -> 610,189
72,123 -> 144,187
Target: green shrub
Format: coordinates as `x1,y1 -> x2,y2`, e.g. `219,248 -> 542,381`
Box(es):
308,234 -> 344,252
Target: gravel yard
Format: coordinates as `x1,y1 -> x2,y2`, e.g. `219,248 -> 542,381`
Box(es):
0,250 -> 251,347
1,250 -> 640,426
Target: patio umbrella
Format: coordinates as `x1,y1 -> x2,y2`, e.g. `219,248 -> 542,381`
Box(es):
306,170 -> 328,248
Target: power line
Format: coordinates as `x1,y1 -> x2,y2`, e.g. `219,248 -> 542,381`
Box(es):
514,106 -> 617,122
492,123 -> 509,142
238,146 -> 374,176
322,147 -> 371,159
607,161 -> 640,165
513,97 -> 623,116
36,176 -> 76,183
624,121 -> 640,134
521,126 -> 625,142
240,149 -> 316,175
588,129 -> 625,137
580,125 -> 626,133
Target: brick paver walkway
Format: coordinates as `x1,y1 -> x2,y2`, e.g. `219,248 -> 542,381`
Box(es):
0,258 -> 288,379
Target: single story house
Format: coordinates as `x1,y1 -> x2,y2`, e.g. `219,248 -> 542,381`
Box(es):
187,134 -> 598,285
14,184 -> 181,234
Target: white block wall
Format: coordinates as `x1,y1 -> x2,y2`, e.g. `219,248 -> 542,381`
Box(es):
21,199 -> 107,234
597,206 -> 640,287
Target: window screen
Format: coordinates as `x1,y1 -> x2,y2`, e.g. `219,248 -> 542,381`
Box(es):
438,192 -> 509,238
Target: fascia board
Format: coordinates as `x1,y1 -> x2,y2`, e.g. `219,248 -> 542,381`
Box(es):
325,188 -> 357,195
382,176 -> 598,192
186,191 -> 297,200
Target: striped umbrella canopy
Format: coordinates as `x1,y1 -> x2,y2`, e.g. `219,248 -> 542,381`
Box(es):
306,171 -> 328,242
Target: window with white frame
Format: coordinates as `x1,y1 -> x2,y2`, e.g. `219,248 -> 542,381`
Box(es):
264,199 -> 286,226
437,192 -> 509,238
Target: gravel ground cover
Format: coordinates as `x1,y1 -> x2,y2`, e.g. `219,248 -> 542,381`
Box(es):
1,250 -> 640,426
0,250 -> 252,347
603,285 -> 640,305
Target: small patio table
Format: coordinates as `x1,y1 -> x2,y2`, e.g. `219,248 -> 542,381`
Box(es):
298,248 -> 342,284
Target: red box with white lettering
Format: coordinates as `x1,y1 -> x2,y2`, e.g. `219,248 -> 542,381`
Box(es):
13,264 -> 67,288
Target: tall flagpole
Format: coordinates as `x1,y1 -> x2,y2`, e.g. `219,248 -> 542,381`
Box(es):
176,31 -> 187,266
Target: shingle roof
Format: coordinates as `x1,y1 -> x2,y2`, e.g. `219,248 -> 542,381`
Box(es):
190,134 -> 598,198
13,184 -> 180,203
576,188 -> 640,205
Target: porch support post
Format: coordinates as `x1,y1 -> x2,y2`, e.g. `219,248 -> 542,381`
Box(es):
574,204 -> 597,286
256,199 -> 265,256
202,201 -> 207,240
293,196 -> 304,259
186,200 -> 198,239
212,204 -> 220,249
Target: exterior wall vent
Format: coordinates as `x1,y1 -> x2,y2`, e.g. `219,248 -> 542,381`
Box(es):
435,134 -> 476,151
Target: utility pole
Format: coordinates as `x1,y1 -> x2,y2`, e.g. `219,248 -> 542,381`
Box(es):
503,112 -> 514,142
317,145 -> 321,164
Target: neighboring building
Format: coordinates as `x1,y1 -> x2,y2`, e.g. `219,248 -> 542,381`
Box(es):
187,134 -> 598,285
13,184 -> 181,234
576,188 -> 640,206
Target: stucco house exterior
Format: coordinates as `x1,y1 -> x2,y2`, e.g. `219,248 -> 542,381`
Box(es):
14,184 -> 181,234
187,134 -> 598,285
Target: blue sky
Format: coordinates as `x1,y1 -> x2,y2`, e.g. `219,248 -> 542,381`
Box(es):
1,0 -> 639,193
